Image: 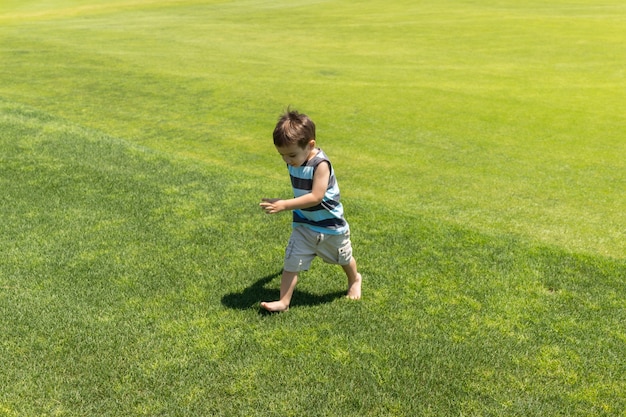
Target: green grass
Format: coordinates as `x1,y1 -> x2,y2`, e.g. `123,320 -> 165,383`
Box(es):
1,1 -> 625,416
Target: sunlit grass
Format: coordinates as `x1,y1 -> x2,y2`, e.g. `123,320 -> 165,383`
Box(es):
0,1 -> 625,415
1,0 -> 623,257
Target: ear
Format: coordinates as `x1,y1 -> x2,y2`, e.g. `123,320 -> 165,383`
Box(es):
308,139 -> 316,149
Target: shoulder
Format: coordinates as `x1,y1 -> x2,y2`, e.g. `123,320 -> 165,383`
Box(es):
315,148 -> 331,162
307,148 -> 332,168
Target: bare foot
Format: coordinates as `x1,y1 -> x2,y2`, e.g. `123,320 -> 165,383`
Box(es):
260,301 -> 289,312
347,273 -> 362,300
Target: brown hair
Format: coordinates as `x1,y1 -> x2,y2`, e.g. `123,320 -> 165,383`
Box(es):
273,108 -> 316,148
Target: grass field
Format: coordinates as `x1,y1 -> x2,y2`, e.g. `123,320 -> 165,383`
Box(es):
1,0 -> 625,416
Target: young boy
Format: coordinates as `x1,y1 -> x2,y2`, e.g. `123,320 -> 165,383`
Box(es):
259,109 -> 362,312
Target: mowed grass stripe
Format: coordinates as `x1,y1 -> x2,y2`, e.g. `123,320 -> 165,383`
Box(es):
0,0 -> 623,257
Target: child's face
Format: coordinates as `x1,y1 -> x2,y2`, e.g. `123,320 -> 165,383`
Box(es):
275,141 -> 315,167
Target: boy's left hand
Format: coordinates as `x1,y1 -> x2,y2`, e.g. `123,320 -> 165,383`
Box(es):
260,198 -> 284,214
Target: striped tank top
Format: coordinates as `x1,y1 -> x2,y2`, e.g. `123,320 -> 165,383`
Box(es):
288,148 -> 349,235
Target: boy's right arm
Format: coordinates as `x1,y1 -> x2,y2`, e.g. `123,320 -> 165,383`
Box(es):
260,162 -> 330,214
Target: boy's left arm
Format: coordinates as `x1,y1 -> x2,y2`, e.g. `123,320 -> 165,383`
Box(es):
260,162 -> 330,214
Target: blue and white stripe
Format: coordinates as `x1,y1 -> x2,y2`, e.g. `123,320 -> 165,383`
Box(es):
288,149 -> 348,234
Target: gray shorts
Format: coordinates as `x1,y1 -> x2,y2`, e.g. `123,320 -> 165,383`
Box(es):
284,226 -> 353,272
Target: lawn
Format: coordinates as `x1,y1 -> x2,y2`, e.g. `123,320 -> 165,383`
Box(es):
1,0 -> 625,416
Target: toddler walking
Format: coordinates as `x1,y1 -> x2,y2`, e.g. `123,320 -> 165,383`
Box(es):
260,109 -> 362,312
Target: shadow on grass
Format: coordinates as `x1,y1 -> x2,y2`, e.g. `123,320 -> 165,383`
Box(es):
221,270 -> 345,313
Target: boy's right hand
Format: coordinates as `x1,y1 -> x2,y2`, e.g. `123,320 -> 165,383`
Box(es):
260,198 -> 283,214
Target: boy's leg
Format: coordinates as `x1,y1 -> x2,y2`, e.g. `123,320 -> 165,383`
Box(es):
317,232 -> 362,300
260,270 -> 298,312
342,257 -> 361,300
261,227 -> 315,312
